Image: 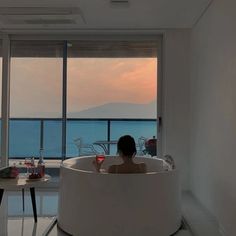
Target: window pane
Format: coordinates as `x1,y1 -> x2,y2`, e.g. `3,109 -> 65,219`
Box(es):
110,120 -> 156,155
43,120 -> 62,158
67,40 -> 158,156
9,120 -> 40,157
66,120 -> 107,157
9,41 -> 63,159
67,58 -> 157,118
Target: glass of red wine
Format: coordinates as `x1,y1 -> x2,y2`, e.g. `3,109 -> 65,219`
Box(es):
96,153 -> 105,164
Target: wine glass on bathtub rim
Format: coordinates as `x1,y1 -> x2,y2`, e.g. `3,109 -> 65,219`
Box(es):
96,153 -> 105,163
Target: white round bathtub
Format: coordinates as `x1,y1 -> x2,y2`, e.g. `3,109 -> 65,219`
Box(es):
58,156 -> 181,236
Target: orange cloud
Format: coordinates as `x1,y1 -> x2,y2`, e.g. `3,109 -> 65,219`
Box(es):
9,57 -> 157,117
67,58 -> 157,112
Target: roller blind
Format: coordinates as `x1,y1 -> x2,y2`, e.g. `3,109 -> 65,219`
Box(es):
67,40 -> 159,58
10,41 -> 63,57
10,39 -> 160,58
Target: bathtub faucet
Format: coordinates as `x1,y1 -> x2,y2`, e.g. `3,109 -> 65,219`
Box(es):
163,155 -> 175,170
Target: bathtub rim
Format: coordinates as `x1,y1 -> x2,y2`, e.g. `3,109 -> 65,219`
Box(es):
60,156 -> 177,175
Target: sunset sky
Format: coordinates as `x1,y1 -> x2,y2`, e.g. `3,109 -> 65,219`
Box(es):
67,58 -> 157,112
1,57 -> 157,117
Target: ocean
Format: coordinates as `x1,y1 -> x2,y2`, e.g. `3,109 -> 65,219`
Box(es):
2,119 -> 157,159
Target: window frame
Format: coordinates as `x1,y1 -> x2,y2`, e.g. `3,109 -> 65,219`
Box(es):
0,34 -> 163,165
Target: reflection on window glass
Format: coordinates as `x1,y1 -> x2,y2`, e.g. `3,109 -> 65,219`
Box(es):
42,195 -> 58,216
8,192 -> 58,217
9,41 -> 63,159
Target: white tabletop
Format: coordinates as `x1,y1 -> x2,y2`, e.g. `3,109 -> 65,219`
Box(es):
0,174 -> 51,189
93,140 -> 118,154
93,140 -> 117,145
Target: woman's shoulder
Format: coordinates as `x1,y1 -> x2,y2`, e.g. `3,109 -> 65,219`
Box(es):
108,164 -> 120,173
108,162 -> 147,174
137,162 -> 147,172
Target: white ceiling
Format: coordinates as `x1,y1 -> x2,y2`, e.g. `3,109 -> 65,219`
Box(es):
0,0 -> 212,33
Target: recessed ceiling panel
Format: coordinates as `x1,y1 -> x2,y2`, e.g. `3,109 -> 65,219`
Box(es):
0,0 -> 213,31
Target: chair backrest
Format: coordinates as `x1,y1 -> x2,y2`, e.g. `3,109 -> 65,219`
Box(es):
136,136 -> 146,155
145,137 -> 157,156
74,138 -> 82,154
74,138 -> 97,156
74,138 -> 82,147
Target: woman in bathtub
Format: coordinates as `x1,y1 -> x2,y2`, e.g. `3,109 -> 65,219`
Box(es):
93,135 -> 147,173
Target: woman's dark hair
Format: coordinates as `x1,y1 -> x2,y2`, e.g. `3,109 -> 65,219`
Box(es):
117,135 -> 137,157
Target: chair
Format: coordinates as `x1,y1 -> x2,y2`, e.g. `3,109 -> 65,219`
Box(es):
136,136 -> 147,156
145,136 -> 157,156
74,138 -> 98,156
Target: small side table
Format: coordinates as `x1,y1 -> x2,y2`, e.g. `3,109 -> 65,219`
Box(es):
0,174 -> 50,223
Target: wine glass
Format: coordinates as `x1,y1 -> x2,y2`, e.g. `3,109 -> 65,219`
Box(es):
24,157 -> 31,176
96,153 -> 105,163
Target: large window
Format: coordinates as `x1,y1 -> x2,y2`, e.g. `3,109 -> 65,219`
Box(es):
5,38 -> 160,160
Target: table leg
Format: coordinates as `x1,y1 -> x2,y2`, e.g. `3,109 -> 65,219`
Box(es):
22,188 -> 25,212
30,187 -> 37,223
0,188 -> 4,206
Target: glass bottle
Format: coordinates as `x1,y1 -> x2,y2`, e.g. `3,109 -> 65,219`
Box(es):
38,148 -> 45,177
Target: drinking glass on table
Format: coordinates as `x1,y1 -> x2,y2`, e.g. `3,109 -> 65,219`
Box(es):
31,157 -> 35,174
24,157 -> 32,176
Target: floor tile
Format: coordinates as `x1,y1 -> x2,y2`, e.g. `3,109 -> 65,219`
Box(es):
2,217 -> 57,236
1,190 -> 223,236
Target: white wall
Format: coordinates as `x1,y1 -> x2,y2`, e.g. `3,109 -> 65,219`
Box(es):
190,0 -> 236,235
163,30 -> 191,190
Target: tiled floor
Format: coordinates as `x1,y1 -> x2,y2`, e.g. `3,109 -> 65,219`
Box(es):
4,217 -> 192,236
3,217 -> 192,236
181,192 -> 222,236
1,189 -> 219,236
7,217 -> 58,236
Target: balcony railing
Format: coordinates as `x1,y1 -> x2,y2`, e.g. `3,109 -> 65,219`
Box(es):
2,118 -> 157,159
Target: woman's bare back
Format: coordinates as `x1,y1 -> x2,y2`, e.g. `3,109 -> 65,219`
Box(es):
108,162 -> 146,173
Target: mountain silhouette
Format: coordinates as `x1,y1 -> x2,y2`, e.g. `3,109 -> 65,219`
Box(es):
68,101 -> 156,118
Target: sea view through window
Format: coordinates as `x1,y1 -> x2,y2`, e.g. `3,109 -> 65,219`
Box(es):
3,40 -> 159,159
